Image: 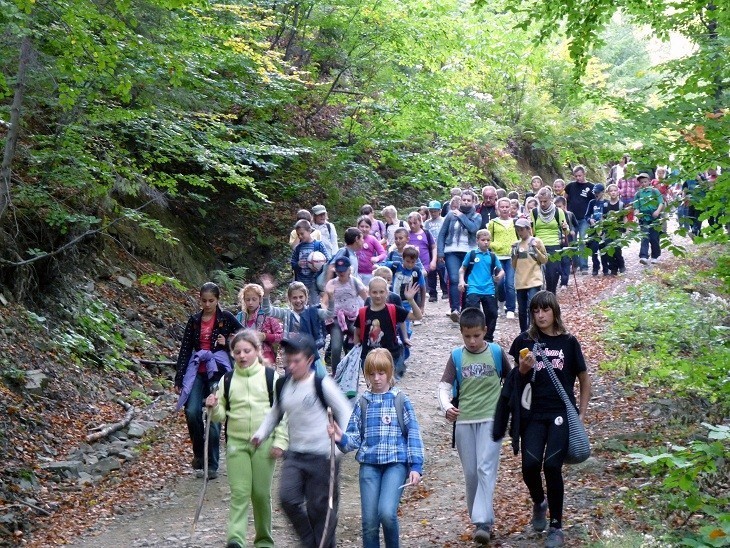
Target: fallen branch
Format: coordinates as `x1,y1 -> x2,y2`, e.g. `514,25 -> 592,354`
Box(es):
86,399 -> 135,442
11,496 -> 52,516
138,359 -> 176,367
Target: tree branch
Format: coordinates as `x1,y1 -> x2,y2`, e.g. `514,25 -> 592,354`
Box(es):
85,399 -> 135,443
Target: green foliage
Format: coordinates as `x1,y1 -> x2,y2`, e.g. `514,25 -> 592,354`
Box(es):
626,424 -> 730,546
138,273 -> 186,291
210,266 -> 249,300
601,281 -> 730,417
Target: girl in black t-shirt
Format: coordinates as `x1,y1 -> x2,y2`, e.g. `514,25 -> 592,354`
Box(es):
498,290 -> 591,548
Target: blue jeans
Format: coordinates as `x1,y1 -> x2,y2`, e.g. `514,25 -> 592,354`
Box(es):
516,286 -> 540,332
576,219 -> 590,270
445,252 -> 467,312
495,258 -> 516,313
359,462 -> 408,548
184,373 -> 221,472
427,260 -> 448,298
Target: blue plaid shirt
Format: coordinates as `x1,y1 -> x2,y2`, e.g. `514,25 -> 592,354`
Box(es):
337,388 -> 424,474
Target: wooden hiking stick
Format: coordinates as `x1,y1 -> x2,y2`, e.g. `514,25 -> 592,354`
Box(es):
192,407 -> 211,533
319,407 -> 336,548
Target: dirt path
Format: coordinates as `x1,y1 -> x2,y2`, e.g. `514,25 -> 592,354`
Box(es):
60,239 -> 678,547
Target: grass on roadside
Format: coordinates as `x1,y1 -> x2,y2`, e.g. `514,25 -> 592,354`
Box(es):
597,251 -> 730,547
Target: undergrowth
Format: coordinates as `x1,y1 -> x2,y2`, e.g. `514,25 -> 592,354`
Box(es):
600,253 -> 730,546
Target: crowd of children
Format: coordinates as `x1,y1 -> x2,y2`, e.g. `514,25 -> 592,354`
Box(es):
173,162 -> 713,546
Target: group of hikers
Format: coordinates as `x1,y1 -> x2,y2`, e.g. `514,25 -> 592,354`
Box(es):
172,161 -> 709,547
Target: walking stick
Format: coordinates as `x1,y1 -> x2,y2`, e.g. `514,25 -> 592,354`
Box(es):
192,407 -> 211,533
319,407 -> 336,548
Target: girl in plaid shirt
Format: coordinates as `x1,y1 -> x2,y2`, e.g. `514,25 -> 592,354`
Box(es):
329,348 -> 424,548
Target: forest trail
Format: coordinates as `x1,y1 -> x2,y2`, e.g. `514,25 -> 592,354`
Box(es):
37,241 -> 672,547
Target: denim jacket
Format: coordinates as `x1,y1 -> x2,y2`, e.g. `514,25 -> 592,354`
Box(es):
437,209 -> 481,257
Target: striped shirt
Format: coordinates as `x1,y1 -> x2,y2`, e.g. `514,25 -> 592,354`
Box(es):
338,388 -> 424,474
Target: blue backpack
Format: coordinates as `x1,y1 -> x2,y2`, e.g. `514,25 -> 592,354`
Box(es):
450,343 -> 504,447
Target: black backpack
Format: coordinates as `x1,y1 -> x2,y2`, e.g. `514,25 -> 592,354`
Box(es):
275,372 -> 329,410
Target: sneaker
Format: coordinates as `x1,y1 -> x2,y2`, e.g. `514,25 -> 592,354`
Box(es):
195,469 -> 205,478
473,523 -> 492,545
619,266 -> 626,274
441,293 -> 449,300
208,469 -> 218,480
650,258 -> 659,264
449,310 -> 460,323
545,527 -> 565,547
580,268 -> 589,275
226,542 -> 243,548
531,500 -> 548,532
592,269 -> 599,276
191,456 -> 203,470
428,295 -> 437,303
506,311 -> 515,320
639,258 -> 649,265
413,320 -> 423,326
559,285 -> 568,292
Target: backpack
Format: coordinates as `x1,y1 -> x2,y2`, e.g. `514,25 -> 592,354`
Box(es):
358,391 -> 408,439
449,343 -> 504,448
274,371 -> 329,411
462,249 -> 499,286
223,367 -> 275,440
358,304 -> 398,344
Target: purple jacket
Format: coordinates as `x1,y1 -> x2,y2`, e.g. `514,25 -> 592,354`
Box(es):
176,350 -> 232,410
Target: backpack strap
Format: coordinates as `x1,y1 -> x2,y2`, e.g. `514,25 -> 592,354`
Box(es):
313,373 -> 328,411
264,366 -> 274,407
463,249 -> 478,282
385,303 -> 398,337
451,346 -> 464,399
358,306 -> 367,344
275,375 -> 286,407
487,342 -> 504,382
359,392 -> 407,439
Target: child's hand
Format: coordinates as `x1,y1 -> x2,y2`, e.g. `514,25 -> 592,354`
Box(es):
445,406 -> 459,422
403,282 -> 419,301
250,436 -> 262,448
403,338 -> 412,348
261,274 -> 276,294
458,281 -> 466,292
205,394 -> 218,408
518,348 -> 535,374
270,447 -> 284,459
216,334 -> 226,346
407,471 -> 422,486
298,259 -> 308,268
258,332 -> 267,342
327,421 -> 343,442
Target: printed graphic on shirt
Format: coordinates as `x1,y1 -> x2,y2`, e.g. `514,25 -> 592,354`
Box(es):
462,360 -> 499,379
368,319 -> 385,347
533,347 -> 565,371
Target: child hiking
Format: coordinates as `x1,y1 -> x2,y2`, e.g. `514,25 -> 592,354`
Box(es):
251,334 -> 352,548
437,308 -> 511,545
204,330 -> 288,548
329,348 -> 424,548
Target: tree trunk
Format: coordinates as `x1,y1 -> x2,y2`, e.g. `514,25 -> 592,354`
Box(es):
0,36 -> 32,222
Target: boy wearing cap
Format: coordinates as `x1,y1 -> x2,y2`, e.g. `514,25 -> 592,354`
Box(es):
322,255 -> 368,376
312,204 -> 339,257
633,173 -> 665,265
425,201 -> 448,302
252,333 -> 352,548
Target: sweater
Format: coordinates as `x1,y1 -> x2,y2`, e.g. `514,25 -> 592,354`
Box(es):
210,360 -> 288,450
437,210 -> 481,256
487,218 -> 517,258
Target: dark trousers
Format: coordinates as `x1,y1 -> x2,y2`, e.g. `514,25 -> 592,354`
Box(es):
521,412 -> 569,529
600,240 -> 624,274
280,452 -> 340,548
516,286 -> 540,332
427,261 -> 448,298
464,293 -> 498,342
639,223 -> 661,260
587,240 -> 601,273
544,246 -> 562,294
184,373 -> 220,472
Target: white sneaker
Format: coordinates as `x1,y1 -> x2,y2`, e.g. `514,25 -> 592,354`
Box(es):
413,320 -> 422,326
506,311 -> 515,320
650,258 -> 659,264
450,310 -> 460,323
639,258 -> 649,265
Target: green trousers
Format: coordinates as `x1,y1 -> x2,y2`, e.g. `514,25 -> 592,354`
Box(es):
226,438 -> 276,547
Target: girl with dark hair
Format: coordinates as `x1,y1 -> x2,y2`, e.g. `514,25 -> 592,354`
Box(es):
494,290 -> 591,548
175,282 -> 243,479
